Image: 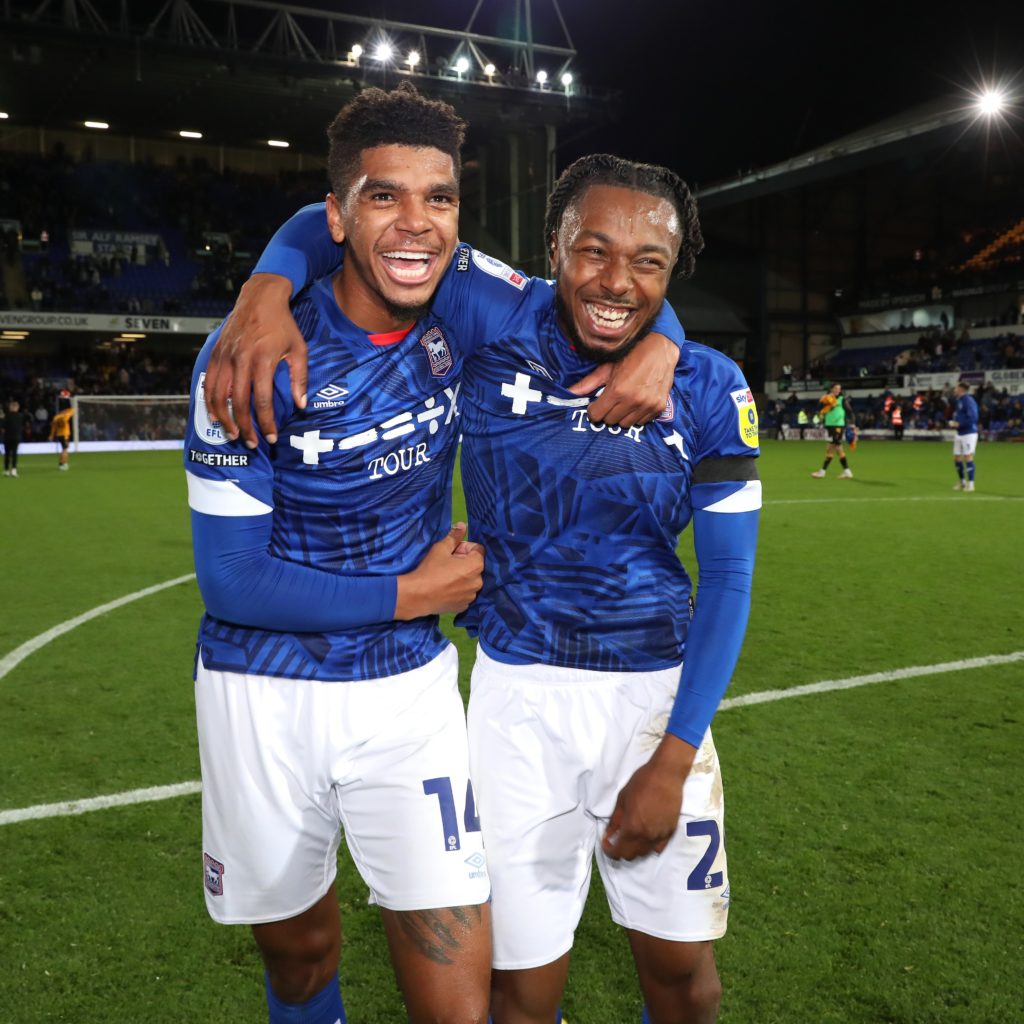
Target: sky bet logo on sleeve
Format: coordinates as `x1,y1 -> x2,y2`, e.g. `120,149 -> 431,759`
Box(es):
730,387 -> 759,448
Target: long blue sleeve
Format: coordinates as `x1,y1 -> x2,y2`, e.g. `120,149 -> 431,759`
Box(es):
650,298 -> 686,348
191,507 -> 397,632
252,202 -> 339,297
666,478 -> 759,747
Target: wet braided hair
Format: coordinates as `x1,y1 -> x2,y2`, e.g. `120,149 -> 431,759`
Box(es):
327,82 -> 466,197
544,153 -> 704,278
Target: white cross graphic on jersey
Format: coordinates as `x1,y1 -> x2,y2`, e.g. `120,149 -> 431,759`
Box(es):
501,372 -> 543,414
290,429 -> 335,465
663,430 -> 690,461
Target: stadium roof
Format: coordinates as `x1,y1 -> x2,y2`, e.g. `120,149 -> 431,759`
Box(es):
0,0 -> 615,151
697,96 -> 1003,210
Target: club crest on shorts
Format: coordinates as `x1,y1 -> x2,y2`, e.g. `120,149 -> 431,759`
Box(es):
203,852 -> 225,896
420,326 -> 453,377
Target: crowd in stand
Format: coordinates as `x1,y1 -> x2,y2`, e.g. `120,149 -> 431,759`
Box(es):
807,326 -> 1024,382
1,150 -> 326,318
0,346 -> 194,442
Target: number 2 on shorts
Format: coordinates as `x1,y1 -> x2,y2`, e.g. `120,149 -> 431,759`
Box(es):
685,819 -> 724,890
422,777 -> 482,852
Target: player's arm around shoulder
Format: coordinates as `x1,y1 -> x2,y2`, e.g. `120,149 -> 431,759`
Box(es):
431,243 -> 547,359
185,325 -> 289,518
573,298 -> 687,428
205,202 -> 339,446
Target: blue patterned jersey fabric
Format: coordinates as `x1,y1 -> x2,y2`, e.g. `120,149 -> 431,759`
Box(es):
457,303 -> 760,673
185,251 -> 537,681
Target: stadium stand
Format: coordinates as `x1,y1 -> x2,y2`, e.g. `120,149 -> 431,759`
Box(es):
1,152 -> 327,318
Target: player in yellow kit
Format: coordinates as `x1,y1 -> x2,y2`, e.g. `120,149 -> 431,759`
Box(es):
49,405 -> 74,471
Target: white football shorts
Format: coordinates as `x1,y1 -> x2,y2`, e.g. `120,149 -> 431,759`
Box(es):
953,432 -> 978,457
467,647 -> 729,971
195,644 -> 489,925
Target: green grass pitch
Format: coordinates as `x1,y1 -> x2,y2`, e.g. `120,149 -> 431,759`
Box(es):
1,439 -> 1022,1022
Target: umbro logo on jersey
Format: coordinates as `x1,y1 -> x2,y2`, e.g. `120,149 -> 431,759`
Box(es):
420,325 -> 453,377
526,360 -> 553,381
311,382 -> 349,409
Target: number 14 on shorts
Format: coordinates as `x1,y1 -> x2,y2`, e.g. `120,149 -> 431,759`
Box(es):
423,777 -> 481,851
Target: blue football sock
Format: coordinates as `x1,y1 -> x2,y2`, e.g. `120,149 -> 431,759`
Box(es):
967,461 -> 975,481
265,970 -> 346,1023
956,462 -> 965,481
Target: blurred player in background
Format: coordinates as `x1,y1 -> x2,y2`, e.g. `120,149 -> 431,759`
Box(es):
215,152 -> 757,1024
49,391 -> 74,471
950,381 -> 979,491
811,383 -> 854,478
3,399 -> 22,477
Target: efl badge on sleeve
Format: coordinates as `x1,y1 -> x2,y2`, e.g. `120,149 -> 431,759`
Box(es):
420,326 -> 454,377
471,249 -> 527,290
194,372 -> 229,446
730,387 -> 759,448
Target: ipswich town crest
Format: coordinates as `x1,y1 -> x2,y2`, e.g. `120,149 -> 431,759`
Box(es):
419,325 -> 453,377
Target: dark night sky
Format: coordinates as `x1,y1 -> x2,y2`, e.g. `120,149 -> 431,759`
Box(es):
333,0 -> 1024,188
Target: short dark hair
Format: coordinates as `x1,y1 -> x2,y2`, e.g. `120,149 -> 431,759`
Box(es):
326,82 -> 466,197
544,153 -> 704,279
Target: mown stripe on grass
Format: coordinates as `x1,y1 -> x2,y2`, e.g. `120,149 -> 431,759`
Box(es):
3,649 -> 1020,827
0,573 -> 197,682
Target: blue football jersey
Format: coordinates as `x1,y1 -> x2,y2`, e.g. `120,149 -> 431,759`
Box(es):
955,393 -> 979,435
456,303 -> 760,672
186,257 -> 533,681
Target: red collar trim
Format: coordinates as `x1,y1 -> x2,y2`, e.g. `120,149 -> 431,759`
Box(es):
368,325 -> 415,347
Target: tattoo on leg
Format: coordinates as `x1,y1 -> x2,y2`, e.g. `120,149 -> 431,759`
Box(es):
396,906 -> 483,965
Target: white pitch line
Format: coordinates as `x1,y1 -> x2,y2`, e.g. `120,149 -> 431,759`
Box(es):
768,495 -> 1023,505
720,650 -> 1024,709
0,781 -> 202,825
3,648 -> 1021,828
0,573 -> 197,682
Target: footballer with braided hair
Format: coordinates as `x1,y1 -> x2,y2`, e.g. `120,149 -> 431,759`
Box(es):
545,152 -> 704,280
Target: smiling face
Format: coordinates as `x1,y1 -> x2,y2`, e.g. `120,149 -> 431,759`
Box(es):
326,143 -> 460,332
550,184 -> 680,363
